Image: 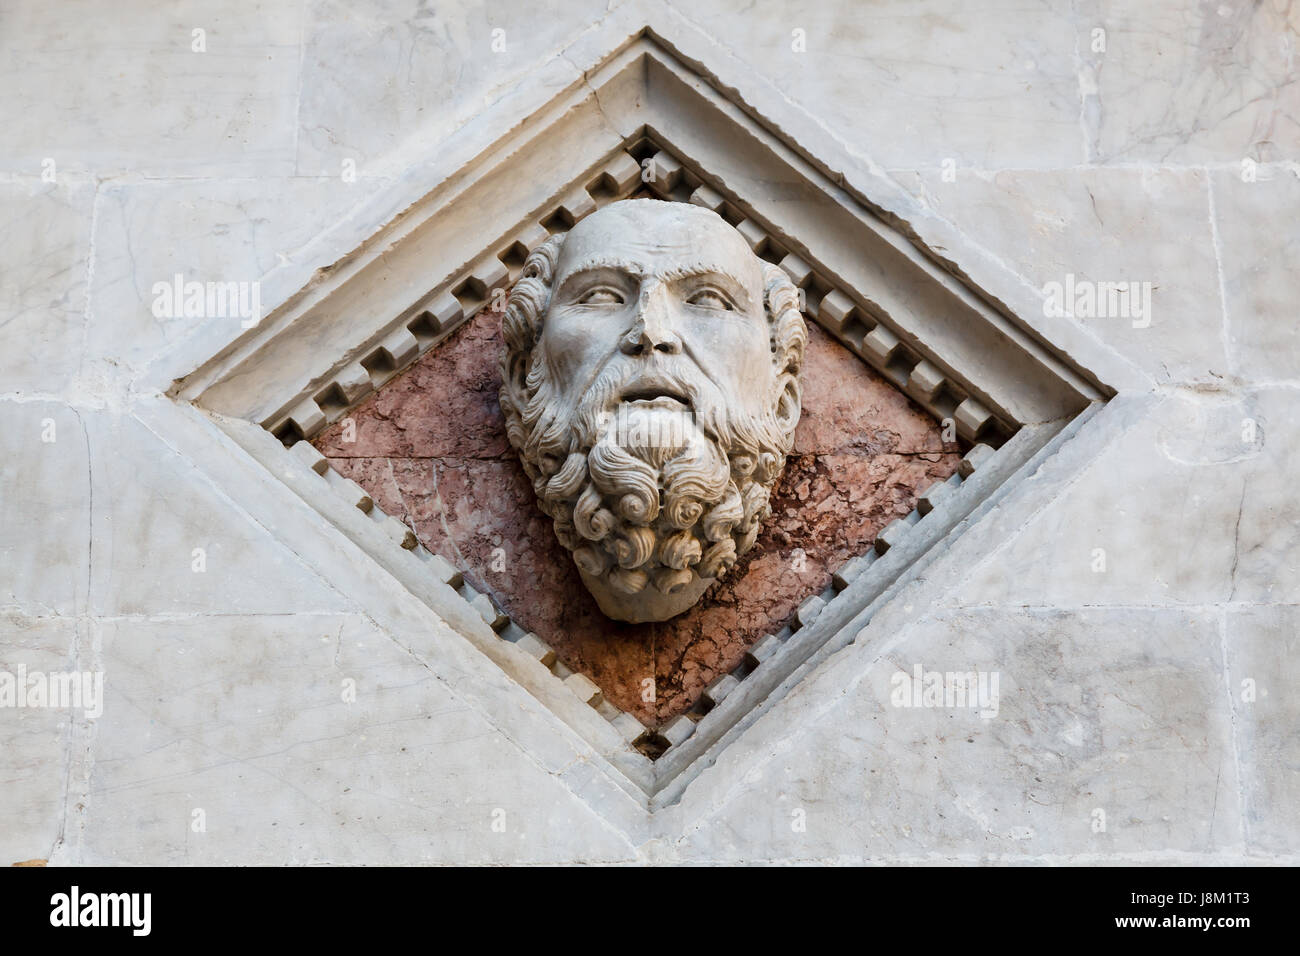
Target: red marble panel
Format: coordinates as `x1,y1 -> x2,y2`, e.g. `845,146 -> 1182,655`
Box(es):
315,305 -> 961,727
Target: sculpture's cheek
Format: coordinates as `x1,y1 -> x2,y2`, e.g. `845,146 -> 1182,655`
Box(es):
542,307 -> 625,380
679,310 -> 776,409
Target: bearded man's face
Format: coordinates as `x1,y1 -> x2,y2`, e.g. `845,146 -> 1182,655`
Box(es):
499,199 -> 806,623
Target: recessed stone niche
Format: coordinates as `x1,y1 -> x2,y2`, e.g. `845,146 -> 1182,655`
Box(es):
313,297 -> 962,728
176,32 -> 1105,801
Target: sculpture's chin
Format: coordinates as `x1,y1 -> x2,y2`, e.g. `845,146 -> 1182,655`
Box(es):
577,568 -> 716,623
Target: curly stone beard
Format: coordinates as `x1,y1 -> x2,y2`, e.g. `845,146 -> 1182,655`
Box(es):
500,233 -> 806,622
530,366 -> 789,609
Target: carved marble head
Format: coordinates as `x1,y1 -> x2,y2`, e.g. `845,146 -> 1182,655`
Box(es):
499,199 -> 807,622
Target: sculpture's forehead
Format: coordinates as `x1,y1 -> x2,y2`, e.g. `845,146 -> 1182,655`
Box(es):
556,202 -> 763,288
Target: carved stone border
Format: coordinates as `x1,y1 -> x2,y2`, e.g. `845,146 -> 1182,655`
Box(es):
172,30 -> 1112,806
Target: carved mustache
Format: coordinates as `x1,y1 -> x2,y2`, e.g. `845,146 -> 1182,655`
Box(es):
574,356 -> 718,425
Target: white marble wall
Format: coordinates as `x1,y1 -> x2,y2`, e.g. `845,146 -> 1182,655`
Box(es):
1,0 -> 1296,864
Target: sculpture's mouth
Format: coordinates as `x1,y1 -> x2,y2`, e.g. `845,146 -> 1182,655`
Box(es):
619,377 -> 693,409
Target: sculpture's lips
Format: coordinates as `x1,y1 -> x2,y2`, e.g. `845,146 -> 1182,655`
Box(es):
619,382 -> 692,408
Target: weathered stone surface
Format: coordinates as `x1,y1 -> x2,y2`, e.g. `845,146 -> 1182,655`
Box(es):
670,607 -> 1240,861
0,182 -> 94,396
0,402 -> 91,616
0,1 -> 301,178
295,0 -> 622,177
316,306 -> 960,725
952,389 -> 1298,607
1211,169 -> 1300,383
1087,1 -> 1300,165
86,176 -> 391,380
0,615 -> 76,866
86,413 -> 354,616
60,615 -> 637,865
676,0 -> 1085,170
1226,605 -> 1300,856
893,168 -> 1227,385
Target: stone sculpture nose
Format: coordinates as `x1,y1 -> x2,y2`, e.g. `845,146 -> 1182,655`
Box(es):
619,281 -> 682,355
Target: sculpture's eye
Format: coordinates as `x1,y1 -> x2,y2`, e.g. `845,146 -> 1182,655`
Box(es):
687,289 -> 734,311
578,288 -> 624,305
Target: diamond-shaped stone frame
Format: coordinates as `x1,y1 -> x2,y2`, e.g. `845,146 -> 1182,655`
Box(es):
173,29 -> 1112,809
